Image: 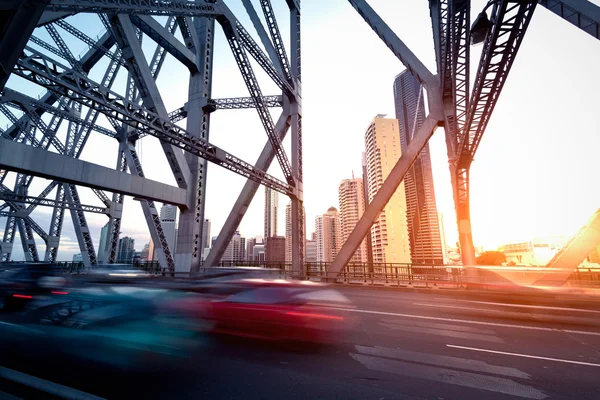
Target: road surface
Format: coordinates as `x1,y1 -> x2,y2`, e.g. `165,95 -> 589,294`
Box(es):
1,286 -> 599,399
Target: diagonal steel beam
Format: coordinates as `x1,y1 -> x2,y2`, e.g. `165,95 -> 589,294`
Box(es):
129,15 -> 197,72
346,0 -> 438,90
204,112 -> 291,268
241,0 -> 281,75
221,19 -> 294,186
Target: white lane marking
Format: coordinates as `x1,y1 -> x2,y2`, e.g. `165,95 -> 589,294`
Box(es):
447,345 -> 600,368
355,345 -> 530,379
0,365 -> 105,400
433,298 -> 600,314
350,353 -> 547,399
413,302 -> 517,313
339,308 -> 600,336
379,322 -> 504,343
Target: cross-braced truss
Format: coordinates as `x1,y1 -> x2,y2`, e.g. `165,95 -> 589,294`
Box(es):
0,0 -> 303,276
0,0 -> 597,278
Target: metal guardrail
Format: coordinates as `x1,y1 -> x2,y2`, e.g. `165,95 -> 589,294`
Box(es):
2,261 -> 598,289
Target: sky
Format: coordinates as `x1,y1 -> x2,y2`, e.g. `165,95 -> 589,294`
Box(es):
1,0 -> 600,261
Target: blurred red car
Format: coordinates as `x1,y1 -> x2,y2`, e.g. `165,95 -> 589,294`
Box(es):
172,279 -> 356,343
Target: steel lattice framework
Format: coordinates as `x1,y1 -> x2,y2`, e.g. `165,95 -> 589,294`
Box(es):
0,0 -> 303,276
0,0 -> 598,277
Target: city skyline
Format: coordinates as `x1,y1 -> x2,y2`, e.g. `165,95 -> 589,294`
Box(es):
1,1 -> 599,263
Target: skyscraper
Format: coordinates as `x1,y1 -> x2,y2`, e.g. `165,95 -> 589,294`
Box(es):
247,237 -> 257,261
116,236 -> 135,263
339,177 -> 368,263
362,152 -> 374,266
97,222 -> 110,264
393,71 -> 444,265
221,231 -> 246,263
202,219 -> 211,251
265,236 -> 286,263
364,115 -> 411,264
315,207 -> 342,263
159,204 -> 177,255
264,187 -> 278,239
285,201 -> 306,264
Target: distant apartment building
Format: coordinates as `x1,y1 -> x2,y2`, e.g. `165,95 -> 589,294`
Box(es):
247,237 -> 257,261
306,238 -> 317,263
265,236 -> 286,263
202,219 -> 211,251
338,177 -> 368,263
315,207 -> 342,263
159,204 -> 177,254
362,152 -> 374,266
264,187 -> 278,239
221,231 -> 246,263
253,244 -> 266,262
140,243 -> 150,260
364,115 -> 411,264
394,71 -> 443,265
116,236 -> 135,263
285,201 -> 306,263
72,253 -> 83,263
97,222 -> 110,264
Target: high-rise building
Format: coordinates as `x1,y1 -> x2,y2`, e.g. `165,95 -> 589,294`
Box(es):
202,219 -> 211,251
221,231 -> 246,263
72,253 -> 83,262
159,204 -> 177,255
264,187 -> 278,239
438,212 -> 449,265
315,207 -> 342,263
253,244 -> 266,262
116,236 -> 135,263
140,243 -> 150,260
393,71 -> 444,265
306,238 -> 317,262
285,201 -> 306,264
362,152 -> 374,266
148,239 -> 155,261
339,178 -> 368,263
265,236 -> 286,263
364,115 -> 411,264
247,237 -> 257,261
97,222 -> 110,264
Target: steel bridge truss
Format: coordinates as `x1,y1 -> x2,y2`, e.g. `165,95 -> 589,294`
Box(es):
327,0 -> 599,278
0,0 -> 303,275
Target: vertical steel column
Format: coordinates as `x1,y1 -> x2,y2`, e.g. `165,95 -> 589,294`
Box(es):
178,15 -> 214,274
289,1 -> 304,278
44,184 -> 66,262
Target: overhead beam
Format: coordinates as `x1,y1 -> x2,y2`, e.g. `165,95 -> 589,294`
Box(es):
46,0 -> 225,17
0,138 -> 188,207
0,192 -> 108,214
538,0 -> 600,40
0,0 -> 49,91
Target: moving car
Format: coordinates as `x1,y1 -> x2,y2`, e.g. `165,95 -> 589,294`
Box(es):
0,264 -> 70,311
172,277 -> 356,343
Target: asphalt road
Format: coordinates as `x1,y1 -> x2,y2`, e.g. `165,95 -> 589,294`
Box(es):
1,286 -> 600,400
